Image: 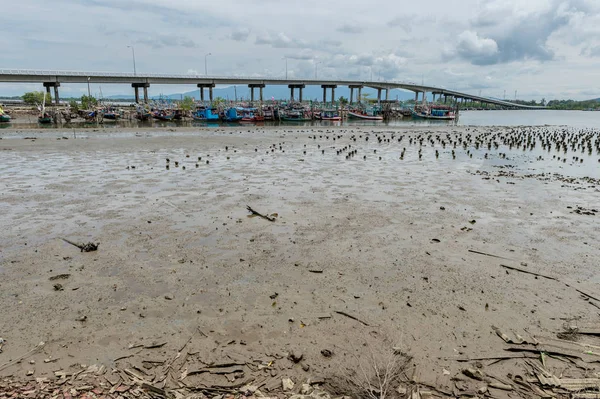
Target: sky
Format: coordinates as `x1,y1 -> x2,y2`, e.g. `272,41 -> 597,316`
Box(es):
1,0 -> 599,100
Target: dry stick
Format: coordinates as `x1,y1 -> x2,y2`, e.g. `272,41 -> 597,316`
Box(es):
567,285 -> 600,302
500,264 -> 557,281
0,342 -> 45,372
448,354 -> 539,362
246,205 -> 275,222
334,310 -> 370,326
468,249 -> 511,260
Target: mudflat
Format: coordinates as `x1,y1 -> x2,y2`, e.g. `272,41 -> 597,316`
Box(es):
1,125 -> 599,397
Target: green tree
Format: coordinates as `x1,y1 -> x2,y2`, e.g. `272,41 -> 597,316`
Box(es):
81,95 -> 98,109
22,91 -> 52,105
69,99 -> 79,113
212,96 -> 226,106
338,96 -> 348,105
180,96 -> 195,111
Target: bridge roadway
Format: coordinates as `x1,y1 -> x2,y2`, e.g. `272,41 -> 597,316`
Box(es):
0,69 -> 545,109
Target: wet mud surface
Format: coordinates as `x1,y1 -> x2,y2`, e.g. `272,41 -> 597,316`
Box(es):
1,125 -> 599,394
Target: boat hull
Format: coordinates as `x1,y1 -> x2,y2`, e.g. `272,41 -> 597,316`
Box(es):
348,112 -> 383,120
411,110 -> 455,120
0,115 -> 10,123
153,115 -> 175,121
281,117 -> 312,122
38,117 -> 53,124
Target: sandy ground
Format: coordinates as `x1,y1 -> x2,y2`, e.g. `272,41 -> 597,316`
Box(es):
1,125 -> 599,397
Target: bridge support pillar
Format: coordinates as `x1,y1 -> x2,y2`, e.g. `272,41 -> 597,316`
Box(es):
43,82 -> 60,105
349,87 -> 354,104
133,83 -> 150,104
377,88 -> 382,102
248,84 -> 265,103
385,88 -> 389,101
287,84 -> 305,102
414,91 -> 419,103
321,85 -> 336,104
197,83 -> 215,103
357,87 -> 362,103
432,93 -> 436,102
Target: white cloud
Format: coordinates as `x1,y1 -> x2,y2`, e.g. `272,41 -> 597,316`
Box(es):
455,31 -> 499,63
0,0 -> 599,100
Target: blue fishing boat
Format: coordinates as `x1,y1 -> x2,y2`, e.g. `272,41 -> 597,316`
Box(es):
102,107 -> 121,121
192,106 -> 220,122
223,107 -> 242,122
411,105 -> 455,120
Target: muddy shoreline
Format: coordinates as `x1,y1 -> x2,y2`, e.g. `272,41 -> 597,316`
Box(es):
1,125 -> 599,397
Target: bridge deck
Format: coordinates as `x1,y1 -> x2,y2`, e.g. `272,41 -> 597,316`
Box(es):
0,69 -> 545,109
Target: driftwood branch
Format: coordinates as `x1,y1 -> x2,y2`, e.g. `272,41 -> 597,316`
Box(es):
246,206 -> 276,222
61,237 -> 99,252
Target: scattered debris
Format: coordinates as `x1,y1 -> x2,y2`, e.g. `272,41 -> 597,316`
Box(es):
320,349 -> 333,358
282,378 -> 294,391
61,237 -> 99,252
49,273 -> 71,280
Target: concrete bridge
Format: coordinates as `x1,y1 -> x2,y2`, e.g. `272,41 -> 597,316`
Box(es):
0,69 -> 545,109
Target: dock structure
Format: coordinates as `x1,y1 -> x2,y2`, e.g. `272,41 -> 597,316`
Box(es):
0,70 -> 546,109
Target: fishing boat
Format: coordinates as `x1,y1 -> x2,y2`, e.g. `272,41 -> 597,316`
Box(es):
240,108 -> 265,123
222,107 -> 242,122
135,109 -> 152,121
348,109 -> 383,120
0,106 -> 10,123
102,107 -> 121,120
37,93 -> 53,124
411,105 -> 455,120
262,106 -> 276,121
153,109 -> 175,121
173,109 -> 183,120
281,110 -> 312,122
192,106 -> 220,122
38,113 -> 53,124
317,109 -> 341,121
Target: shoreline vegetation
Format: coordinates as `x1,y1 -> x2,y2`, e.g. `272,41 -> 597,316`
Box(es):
1,93 -> 599,111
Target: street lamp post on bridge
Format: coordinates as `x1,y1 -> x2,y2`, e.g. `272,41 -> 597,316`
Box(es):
127,46 -> 137,76
205,53 -> 212,75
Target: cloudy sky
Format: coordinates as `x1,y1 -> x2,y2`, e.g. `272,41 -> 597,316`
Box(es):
1,0 -> 599,99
